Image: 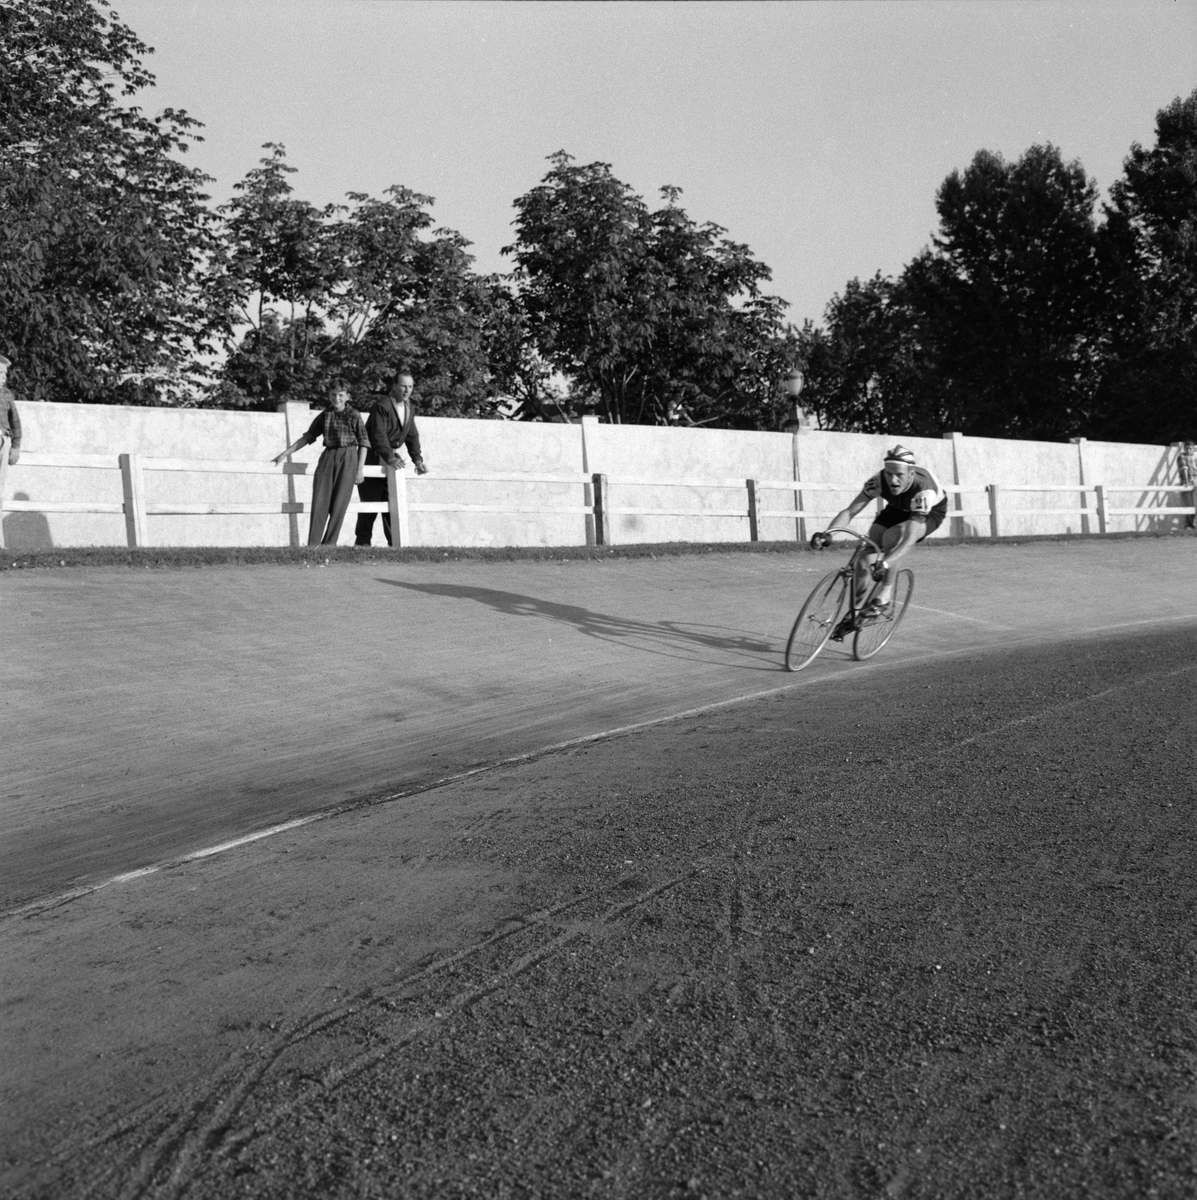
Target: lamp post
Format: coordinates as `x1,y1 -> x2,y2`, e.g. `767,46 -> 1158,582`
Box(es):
782,367 -> 805,431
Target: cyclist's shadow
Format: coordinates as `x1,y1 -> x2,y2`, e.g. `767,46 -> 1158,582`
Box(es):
376,579 -> 778,669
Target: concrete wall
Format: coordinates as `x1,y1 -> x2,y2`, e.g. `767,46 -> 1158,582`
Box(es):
583,423 -> 795,546
2,403 -> 289,550
0,401 -> 1187,550
1078,437 -> 1184,533
411,417 -> 587,548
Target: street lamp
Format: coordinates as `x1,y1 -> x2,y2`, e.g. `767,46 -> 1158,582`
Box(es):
781,367 -> 806,431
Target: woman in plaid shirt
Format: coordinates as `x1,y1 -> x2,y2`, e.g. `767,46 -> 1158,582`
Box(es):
274,384 -> 369,545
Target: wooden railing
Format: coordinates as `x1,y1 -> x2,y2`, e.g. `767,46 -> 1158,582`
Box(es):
1,452 -> 1192,549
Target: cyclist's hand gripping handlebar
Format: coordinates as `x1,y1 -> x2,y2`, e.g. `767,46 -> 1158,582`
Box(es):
809,531 -> 832,551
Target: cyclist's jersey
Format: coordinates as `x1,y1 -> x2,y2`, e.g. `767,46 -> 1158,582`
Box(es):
862,465 -> 947,519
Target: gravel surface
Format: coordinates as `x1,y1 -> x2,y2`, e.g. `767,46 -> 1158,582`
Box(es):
6,626 -> 1195,1200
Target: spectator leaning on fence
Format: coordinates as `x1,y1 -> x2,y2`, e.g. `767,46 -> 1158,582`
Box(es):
0,353 -> 22,468
1179,441 -> 1197,531
354,368 -> 428,547
273,382 -> 369,546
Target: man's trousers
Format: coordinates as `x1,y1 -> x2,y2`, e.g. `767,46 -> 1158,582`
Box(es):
353,475 -> 393,546
308,446 -> 359,546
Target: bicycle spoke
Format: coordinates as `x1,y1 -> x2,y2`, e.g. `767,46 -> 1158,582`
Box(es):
853,570 -> 914,660
785,571 -> 847,671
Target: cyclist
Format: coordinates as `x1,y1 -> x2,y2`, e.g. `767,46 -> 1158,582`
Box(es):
811,445 -> 948,615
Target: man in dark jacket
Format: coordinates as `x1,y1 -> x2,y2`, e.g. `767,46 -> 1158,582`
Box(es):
0,352 -> 22,468
354,369 -> 428,546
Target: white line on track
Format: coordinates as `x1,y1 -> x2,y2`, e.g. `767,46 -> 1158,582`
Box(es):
942,660 -> 1197,753
1089,613 -> 1197,633
909,603 -> 1016,629
7,609 -> 1197,921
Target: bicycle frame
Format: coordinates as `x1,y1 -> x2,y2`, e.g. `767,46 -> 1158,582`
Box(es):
783,527 -> 915,670
823,526 -> 886,621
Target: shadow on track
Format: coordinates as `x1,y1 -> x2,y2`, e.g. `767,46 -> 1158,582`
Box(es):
377,578 -> 779,669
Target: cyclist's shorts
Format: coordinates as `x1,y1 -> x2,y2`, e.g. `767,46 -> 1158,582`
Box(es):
873,501 -> 947,540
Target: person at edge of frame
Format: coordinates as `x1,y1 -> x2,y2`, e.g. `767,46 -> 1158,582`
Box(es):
0,352 -> 23,468
354,367 -> 427,547
273,381 -> 369,546
1178,440 -> 1197,531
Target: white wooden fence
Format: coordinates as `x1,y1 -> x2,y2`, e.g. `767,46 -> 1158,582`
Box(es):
0,451 -> 1193,550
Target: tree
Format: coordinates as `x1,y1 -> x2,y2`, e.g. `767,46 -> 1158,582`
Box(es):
1097,89 -> 1197,442
925,144 -> 1111,439
0,0 -> 224,404
213,145 -> 350,407
796,273 -> 945,436
505,153 -> 798,428
472,286 -> 566,421
805,144 -> 1113,441
213,146 -> 516,415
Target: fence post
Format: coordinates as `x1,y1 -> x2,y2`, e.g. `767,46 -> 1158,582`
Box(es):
582,475 -> 596,547
1071,436 -> 1091,535
278,401 -> 310,547
119,453 -> 148,547
592,473 -> 611,546
791,430 -> 805,544
747,478 -> 760,542
580,414 -> 599,546
387,464 -> 410,547
987,483 -> 1001,539
1095,484 -> 1108,535
943,431 -> 965,538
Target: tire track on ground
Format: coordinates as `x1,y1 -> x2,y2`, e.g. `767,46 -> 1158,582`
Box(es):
104,877 -> 686,1200
32,887 -> 597,1200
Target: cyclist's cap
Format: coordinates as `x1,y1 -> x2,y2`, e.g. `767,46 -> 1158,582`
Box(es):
884,445 -> 916,466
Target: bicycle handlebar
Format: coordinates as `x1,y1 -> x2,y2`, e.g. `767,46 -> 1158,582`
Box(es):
817,527 -> 884,555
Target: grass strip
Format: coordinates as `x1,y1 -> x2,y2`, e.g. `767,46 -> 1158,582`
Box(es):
1,528 -> 1192,572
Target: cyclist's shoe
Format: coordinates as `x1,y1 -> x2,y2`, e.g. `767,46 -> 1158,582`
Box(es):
860,599 -> 891,621
829,615 -> 854,642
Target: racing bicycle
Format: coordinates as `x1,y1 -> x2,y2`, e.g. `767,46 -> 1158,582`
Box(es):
783,528 -> 914,671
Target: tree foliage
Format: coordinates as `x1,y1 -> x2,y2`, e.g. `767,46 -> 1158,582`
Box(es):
1097,88 -> 1197,441
797,274 -> 938,436
506,153 -> 798,427
0,0 -> 223,404
803,144 -> 1112,440
5,0 -> 1191,443
928,145 -> 1110,438
212,145 -> 517,414
804,96 -> 1197,444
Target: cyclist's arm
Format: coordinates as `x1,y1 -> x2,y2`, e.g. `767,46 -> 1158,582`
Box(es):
825,491 -> 872,532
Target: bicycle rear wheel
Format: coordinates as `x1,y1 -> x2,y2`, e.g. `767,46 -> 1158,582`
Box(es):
785,570 -> 847,671
853,569 -> 913,661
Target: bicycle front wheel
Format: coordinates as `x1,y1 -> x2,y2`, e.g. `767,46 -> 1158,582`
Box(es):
853,569 -> 914,661
784,570 -> 848,671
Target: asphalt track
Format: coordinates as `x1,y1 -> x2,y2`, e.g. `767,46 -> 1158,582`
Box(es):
3,538 -> 1195,912
3,538 -> 1197,1199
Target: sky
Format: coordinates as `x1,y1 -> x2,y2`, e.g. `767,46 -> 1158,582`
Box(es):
115,0 -> 1196,328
